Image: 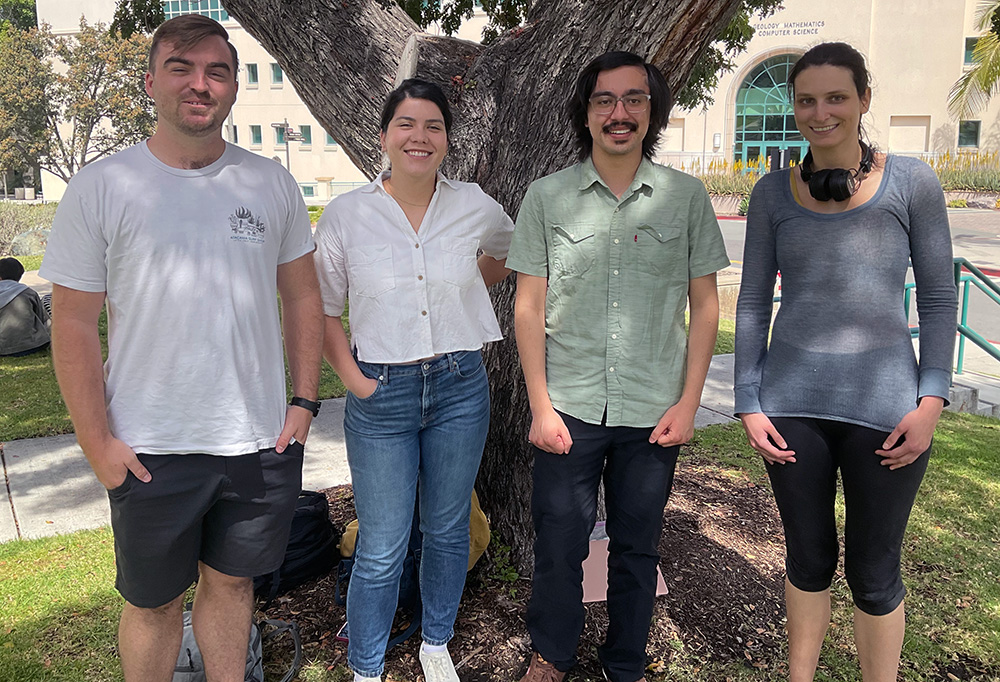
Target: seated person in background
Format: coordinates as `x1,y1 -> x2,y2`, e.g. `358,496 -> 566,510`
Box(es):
0,256 -> 50,357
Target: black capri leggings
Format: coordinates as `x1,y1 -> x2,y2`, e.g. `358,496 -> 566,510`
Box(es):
766,417 -> 929,616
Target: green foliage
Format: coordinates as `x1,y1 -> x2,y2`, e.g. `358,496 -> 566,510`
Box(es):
0,200 -> 56,255
0,20 -> 155,183
947,198 -> 970,208
676,0 -> 783,110
925,150 -> 1000,192
737,195 -> 750,216
0,0 -> 36,31
689,156 -> 767,196
307,204 -> 325,224
379,0 -> 526,45
110,0 -> 165,39
948,0 -> 1000,118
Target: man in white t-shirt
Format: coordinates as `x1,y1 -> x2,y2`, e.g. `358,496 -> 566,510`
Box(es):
39,15 -> 323,682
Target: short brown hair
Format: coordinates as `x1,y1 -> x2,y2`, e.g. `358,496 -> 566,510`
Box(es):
149,14 -> 239,80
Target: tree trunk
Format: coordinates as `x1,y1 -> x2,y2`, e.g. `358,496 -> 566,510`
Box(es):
223,0 -> 745,569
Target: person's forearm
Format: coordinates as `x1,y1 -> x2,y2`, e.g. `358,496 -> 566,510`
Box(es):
679,278 -> 720,409
514,278 -> 553,416
478,255 -> 512,287
52,314 -> 113,452
282,291 -> 323,401
322,315 -> 371,390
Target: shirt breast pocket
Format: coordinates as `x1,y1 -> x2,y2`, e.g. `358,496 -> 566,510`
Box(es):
551,223 -> 596,277
442,236 -> 481,288
636,224 -> 683,276
348,244 -> 395,298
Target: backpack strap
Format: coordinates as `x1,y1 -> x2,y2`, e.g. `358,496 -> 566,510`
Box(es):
385,604 -> 422,651
260,619 -> 302,682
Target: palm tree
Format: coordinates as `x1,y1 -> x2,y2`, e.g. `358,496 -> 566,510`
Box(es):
949,0 -> 1000,119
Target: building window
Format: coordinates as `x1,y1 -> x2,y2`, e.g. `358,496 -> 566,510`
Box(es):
162,0 -> 229,21
270,63 -> 283,86
250,125 -> 262,146
229,125 -> 237,144
246,63 -> 258,86
300,184 -> 317,198
326,132 -> 339,148
733,54 -> 807,167
275,126 -> 286,146
965,37 -> 980,64
958,120 -> 981,147
299,125 -> 312,146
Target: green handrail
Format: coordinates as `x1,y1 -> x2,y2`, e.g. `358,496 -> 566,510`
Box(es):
904,258 -> 1000,374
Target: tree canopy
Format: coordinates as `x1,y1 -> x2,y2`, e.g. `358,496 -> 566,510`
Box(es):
0,20 -> 155,183
0,0 -> 36,31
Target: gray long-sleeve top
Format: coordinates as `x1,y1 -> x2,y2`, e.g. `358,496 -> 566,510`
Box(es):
734,155 -> 957,432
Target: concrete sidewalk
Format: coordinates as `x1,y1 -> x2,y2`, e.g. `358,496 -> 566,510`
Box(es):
0,356 -> 739,544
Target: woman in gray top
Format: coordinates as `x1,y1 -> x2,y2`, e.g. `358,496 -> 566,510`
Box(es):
734,43 -> 956,682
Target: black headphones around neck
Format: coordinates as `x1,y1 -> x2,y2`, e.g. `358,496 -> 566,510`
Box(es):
799,141 -> 875,202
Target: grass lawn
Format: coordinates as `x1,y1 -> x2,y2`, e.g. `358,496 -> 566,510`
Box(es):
1,412 -> 997,681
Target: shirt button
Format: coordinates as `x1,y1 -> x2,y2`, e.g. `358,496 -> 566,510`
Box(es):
421,310 -> 427,316
609,366 -> 616,372
612,301 -> 619,307
613,269 -> 619,275
613,238 -> 620,244
415,243 -> 420,249
418,275 -> 424,280
612,333 -> 618,339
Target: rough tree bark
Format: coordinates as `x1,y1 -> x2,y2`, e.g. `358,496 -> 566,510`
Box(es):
223,0 -> 745,568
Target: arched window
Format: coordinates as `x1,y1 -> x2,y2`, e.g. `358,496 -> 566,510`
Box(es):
734,55 -> 807,165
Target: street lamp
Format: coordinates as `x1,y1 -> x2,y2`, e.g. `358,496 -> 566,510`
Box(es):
271,118 -> 303,175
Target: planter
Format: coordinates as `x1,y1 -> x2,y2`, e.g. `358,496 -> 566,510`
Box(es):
710,194 -> 743,216
943,191 -> 999,210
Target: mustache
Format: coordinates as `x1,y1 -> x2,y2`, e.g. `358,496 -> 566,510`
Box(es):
602,121 -> 638,134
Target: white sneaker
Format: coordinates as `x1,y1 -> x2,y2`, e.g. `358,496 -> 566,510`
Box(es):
419,645 -> 460,682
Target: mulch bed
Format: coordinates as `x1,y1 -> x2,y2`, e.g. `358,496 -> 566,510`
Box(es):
257,449 -> 790,681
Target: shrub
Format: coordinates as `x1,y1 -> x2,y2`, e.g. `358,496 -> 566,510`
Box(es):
947,198 -> 969,208
0,202 -> 59,256
738,195 -> 750,216
690,156 -> 767,196
924,151 -> 1000,192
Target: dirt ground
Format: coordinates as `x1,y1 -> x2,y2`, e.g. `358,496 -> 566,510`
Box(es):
256,448 -> 795,682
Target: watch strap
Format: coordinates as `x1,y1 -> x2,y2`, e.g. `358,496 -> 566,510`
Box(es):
290,396 -> 321,416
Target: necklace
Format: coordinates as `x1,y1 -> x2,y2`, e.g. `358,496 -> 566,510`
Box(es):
385,180 -> 431,208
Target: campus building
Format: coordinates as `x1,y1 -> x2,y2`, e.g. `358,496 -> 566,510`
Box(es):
660,0 -> 1000,171
35,0 -> 999,200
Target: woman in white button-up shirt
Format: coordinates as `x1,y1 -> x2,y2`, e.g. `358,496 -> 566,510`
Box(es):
314,79 -> 513,682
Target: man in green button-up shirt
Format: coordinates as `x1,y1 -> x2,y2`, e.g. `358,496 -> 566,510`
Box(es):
507,51 -> 730,682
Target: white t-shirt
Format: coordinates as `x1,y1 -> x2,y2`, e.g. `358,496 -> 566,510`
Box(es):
314,172 -> 513,364
40,141 -> 314,455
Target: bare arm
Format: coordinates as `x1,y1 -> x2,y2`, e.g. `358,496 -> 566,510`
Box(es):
649,273 -> 720,447
478,255 -> 512,287
321,313 -> 378,398
51,284 -> 151,488
276,252 -> 324,450
514,272 -> 572,454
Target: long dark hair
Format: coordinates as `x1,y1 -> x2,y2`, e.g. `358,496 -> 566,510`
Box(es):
567,51 -> 671,161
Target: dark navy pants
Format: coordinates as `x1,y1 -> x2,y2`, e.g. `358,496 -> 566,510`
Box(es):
527,411 -> 679,682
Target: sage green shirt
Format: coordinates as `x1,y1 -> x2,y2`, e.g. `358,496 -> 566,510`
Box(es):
507,158 -> 729,428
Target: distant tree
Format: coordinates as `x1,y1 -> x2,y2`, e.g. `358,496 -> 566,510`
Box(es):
110,0 -> 165,38
0,0 -> 36,31
0,20 -> 156,185
949,0 -> 1000,118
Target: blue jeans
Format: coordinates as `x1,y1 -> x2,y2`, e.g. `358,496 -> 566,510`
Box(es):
344,350 -> 490,678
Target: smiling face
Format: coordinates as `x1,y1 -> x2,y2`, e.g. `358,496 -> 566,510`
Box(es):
379,96 -> 448,180
144,35 -> 237,139
792,64 -> 870,153
586,64 -> 651,164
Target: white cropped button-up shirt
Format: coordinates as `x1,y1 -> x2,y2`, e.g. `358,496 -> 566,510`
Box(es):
314,172 -> 514,364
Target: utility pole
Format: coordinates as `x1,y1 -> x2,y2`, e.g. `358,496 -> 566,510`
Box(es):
270,118 -> 303,176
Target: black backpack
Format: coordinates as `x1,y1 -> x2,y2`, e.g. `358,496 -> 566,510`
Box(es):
253,490 -> 342,604
334,507 -> 422,650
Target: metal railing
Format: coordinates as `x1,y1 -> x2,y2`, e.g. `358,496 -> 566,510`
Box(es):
904,257 -> 1000,374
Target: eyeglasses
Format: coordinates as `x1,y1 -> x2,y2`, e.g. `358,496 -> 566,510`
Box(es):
589,93 -> 652,115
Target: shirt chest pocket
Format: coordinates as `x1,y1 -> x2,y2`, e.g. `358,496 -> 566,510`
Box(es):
551,223 -> 596,277
441,236 -> 481,288
348,244 -> 396,298
635,224 -> 683,276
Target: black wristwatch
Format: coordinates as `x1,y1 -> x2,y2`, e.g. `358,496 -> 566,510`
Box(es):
290,396 -> 321,416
